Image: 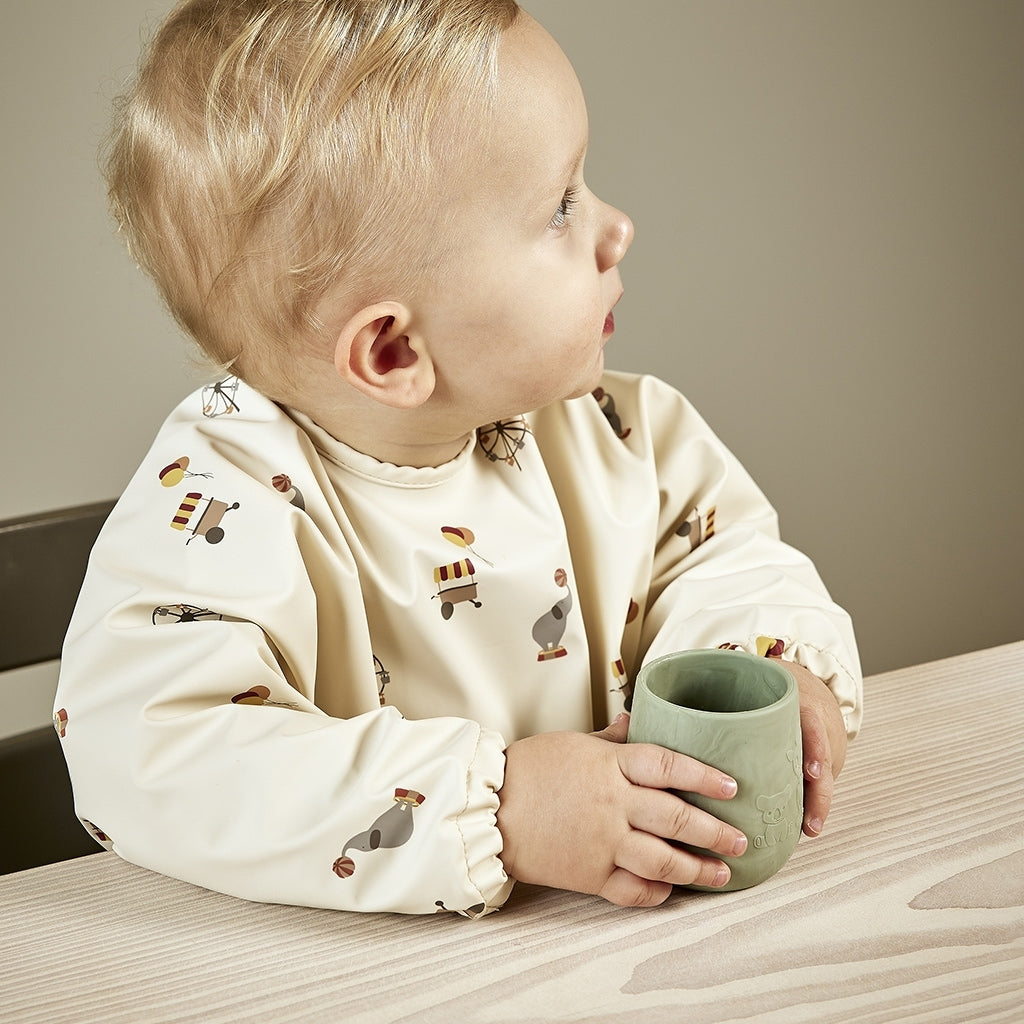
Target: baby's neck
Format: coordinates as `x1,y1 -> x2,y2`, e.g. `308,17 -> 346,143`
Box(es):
342,430 -> 474,469
295,396 -> 473,469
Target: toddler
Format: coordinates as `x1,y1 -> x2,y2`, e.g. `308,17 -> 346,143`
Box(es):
56,0 -> 861,916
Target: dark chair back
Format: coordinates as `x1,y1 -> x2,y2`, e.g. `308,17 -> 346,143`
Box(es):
0,501 -> 115,874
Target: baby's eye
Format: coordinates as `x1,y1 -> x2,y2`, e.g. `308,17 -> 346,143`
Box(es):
550,186 -> 580,229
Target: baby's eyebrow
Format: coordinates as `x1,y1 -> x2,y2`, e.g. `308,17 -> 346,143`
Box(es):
557,139 -> 588,184
528,138 -> 588,210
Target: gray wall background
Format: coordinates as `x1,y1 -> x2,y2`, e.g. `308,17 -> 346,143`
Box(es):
2,0 -> 1022,736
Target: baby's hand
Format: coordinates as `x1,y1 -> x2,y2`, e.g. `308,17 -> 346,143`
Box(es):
495,716 -> 748,907
772,658 -> 848,838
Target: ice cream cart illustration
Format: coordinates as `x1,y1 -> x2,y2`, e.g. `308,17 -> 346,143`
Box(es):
170,492 -> 240,544
432,558 -> 482,619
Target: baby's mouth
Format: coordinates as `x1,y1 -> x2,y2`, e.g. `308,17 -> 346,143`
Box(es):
603,291 -> 624,337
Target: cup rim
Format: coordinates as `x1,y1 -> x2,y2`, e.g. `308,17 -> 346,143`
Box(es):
636,649 -> 796,719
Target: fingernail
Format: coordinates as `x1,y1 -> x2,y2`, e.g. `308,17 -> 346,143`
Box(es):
613,712 -> 628,725
731,834 -> 748,857
807,817 -> 824,836
712,867 -> 730,888
721,777 -> 738,797
806,761 -> 822,780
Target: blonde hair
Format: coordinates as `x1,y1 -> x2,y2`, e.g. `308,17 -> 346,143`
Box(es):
104,0 -> 520,400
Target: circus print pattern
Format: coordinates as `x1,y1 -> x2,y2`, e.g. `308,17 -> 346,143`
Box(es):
676,505 -> 716,553
717,635 -> 787,659
478,418 -> 531,469
332,789 -> 427,880
168,491 -> 240,545
271,473 -> 305,510
202,377 -> 241,418
531,568 -> 574,662
151,603 -> 224,625
592,386 -> 631,439
158,456 -> 213,488
153,450 -> 241,546
230,685 -> 298,709
431,526 -> 491,620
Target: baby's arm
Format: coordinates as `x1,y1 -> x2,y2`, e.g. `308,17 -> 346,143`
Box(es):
496,715 -> 748,905
57,602 -> 510,915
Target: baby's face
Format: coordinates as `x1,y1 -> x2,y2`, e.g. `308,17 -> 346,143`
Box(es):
414,14 -> 634,426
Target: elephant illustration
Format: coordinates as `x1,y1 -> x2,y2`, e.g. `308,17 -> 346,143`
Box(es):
332,789 -> 426,878
533,568 -> 573,661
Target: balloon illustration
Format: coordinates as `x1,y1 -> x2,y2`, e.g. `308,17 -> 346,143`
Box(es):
231,684 -> 296,708
440,526 -> 493,566
158,456 -> 211,488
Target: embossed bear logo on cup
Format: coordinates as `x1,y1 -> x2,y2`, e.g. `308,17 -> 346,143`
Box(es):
627,649 -> 803,891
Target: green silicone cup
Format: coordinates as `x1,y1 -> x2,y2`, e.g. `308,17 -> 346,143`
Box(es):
627,649 -> 803,891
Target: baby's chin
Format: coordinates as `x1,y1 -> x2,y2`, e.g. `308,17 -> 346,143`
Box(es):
568,352 -> 606,400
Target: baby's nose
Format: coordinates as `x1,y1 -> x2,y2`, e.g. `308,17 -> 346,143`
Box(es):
598,204 -> 634,272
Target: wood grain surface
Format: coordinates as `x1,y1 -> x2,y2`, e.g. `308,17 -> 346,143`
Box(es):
2,642 -> 1022,1023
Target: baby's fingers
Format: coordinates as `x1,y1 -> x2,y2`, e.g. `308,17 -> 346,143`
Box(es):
617,742 -> 738,801
598,867 -> 673,908
629,788 -> 747,861
803,763 -> 835,837
800,705 -> 834,837
602,831 -> 732,905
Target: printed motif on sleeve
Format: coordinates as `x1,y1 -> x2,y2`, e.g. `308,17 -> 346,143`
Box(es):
156,452 -> 241,546
168,492 -> 241,545
675,505 -> 716,553
373,655 -> 391,707
717,635 -> 786,659
332,789 -> 426,880
434,899 -> 489,919
271,473 -> 305,510
158,456 -> 212,488
81,819 -> 115,851
151,603 -> 224,625
201,377 -> 240,418
230,685 -> 297,708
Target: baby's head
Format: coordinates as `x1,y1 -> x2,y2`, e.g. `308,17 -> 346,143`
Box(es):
105,0 -> 520,402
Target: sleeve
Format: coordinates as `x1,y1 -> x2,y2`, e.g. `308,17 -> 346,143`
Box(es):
53,408 -> 512,917
631,376 -> 863,739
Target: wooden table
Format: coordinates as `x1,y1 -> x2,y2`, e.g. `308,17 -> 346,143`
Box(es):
2,643 -> 1022,1023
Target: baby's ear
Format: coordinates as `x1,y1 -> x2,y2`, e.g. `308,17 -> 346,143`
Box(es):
334,301 -> 435,409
